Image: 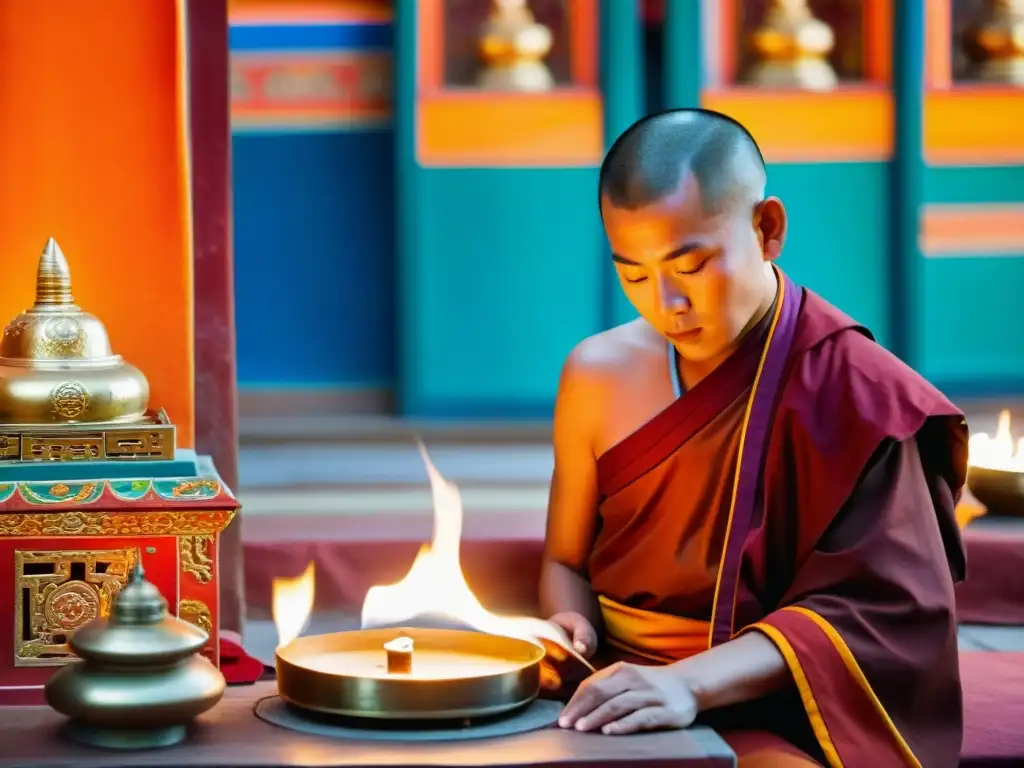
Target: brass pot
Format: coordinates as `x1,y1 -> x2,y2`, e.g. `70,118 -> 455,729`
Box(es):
44,561 -> 225,749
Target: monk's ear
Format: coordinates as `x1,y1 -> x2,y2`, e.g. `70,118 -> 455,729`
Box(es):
753,197 -> 786,262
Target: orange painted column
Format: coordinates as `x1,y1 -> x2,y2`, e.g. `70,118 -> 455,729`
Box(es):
0,0 -> 195,448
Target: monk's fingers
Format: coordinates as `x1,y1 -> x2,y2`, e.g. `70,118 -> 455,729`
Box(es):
540,663 -> 563,691
599,706 -> 677,735
540,639 -> 569,664
559,664 -> 633,727
572,691 -> 661,732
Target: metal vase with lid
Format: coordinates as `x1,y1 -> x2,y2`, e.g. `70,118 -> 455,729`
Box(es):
44,560 -> 226,749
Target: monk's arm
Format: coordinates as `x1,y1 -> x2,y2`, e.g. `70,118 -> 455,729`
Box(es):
669,437 -> 961,725
668,630 -> 788,712
539,350 -> 602,628
732,436 -> 962,766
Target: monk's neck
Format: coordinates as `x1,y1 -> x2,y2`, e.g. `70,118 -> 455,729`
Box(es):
676,271 -> 779,390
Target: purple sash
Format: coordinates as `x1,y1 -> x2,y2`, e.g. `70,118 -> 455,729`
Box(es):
709,268 -> 802,647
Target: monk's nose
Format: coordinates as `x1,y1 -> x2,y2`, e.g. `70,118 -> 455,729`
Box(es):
657,280 -> 691,316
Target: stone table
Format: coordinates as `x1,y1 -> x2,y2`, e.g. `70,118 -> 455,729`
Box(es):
0,682 -> 736,767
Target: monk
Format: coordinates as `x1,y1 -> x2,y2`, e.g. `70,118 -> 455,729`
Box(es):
539,109 -> 967,767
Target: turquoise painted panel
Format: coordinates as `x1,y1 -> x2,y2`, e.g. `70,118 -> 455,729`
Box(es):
0,451 -> 200,483
919,256 -> 1024,385
404,168 -> 603,417
924,166 -> 1024,204
601,0 -> 646,329
768,162 -> 892,346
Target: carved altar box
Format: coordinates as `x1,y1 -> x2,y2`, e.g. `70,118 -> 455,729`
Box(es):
0,455 -> 238,705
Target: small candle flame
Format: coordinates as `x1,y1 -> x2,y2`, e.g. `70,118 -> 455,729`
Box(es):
384,636 -> 415,654
272,561 -> 316,648
969,410 -> 1024,472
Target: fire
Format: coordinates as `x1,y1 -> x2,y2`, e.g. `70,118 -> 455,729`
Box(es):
271,442 -> 583,664
969,410 -> 1024,472
272,561 -> 315,648
361,444 -> 577,653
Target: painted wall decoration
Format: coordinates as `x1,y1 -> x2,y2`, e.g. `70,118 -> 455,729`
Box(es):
229,1 -> 396,404
229,0 -> 1024,418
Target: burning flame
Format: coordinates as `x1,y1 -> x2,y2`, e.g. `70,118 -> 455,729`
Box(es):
384,636 -> 414,654
273,561 -> 316,648
361,444 -> 577,653
272,442 -> 585,667
969,410 -> 1024,472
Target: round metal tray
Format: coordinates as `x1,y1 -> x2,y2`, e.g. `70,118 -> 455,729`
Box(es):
275,627 -> 545,720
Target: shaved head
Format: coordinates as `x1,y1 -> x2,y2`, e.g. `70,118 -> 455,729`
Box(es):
598,109 -> 784,371
599,109 -> 767,217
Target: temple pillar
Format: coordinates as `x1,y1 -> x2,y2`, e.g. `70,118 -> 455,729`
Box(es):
187,0 -> 244,635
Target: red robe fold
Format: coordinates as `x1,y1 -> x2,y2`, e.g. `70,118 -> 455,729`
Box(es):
590,278 -> 967,768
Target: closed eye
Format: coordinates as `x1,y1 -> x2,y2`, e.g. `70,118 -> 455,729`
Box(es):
677,260 -> 708,276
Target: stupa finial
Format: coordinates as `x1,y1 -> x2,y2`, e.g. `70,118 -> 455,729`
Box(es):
130,557 -> 146,584
35,237 -> 75,308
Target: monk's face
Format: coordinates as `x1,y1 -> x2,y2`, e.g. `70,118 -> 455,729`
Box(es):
601,176 -> 785,364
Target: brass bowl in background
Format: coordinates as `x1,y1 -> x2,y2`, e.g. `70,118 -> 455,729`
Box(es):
967,466 -> 1024,518
276,627 -> 544,720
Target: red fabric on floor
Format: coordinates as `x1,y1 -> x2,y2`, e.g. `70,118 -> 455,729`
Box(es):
956,520 -> 1024,625
960,652 -> 1024,766
242,508 -> 546,615
220,637 -> 271,685
244,538 -> 543,616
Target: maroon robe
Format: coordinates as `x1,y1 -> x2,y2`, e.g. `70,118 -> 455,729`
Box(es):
590,268 -> 967,767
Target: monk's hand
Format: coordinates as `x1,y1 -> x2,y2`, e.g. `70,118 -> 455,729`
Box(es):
558,662 -> 698,735
547,611 -> 598,657
539,612 -> 598,692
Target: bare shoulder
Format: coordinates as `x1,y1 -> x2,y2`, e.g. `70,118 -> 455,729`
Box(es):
562,318 -> 660,383
556,320 -> 673,458
555,319 -> 663,433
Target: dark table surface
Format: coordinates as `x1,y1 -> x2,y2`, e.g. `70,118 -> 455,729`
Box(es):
0,682 -> 736,768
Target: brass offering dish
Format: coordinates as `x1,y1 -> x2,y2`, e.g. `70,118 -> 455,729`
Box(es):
968,466 -> 1024,517
44,560 -> 226,749
276,626 -> 546,720
0,238 -> 175,462
967,410 -> 1024,518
